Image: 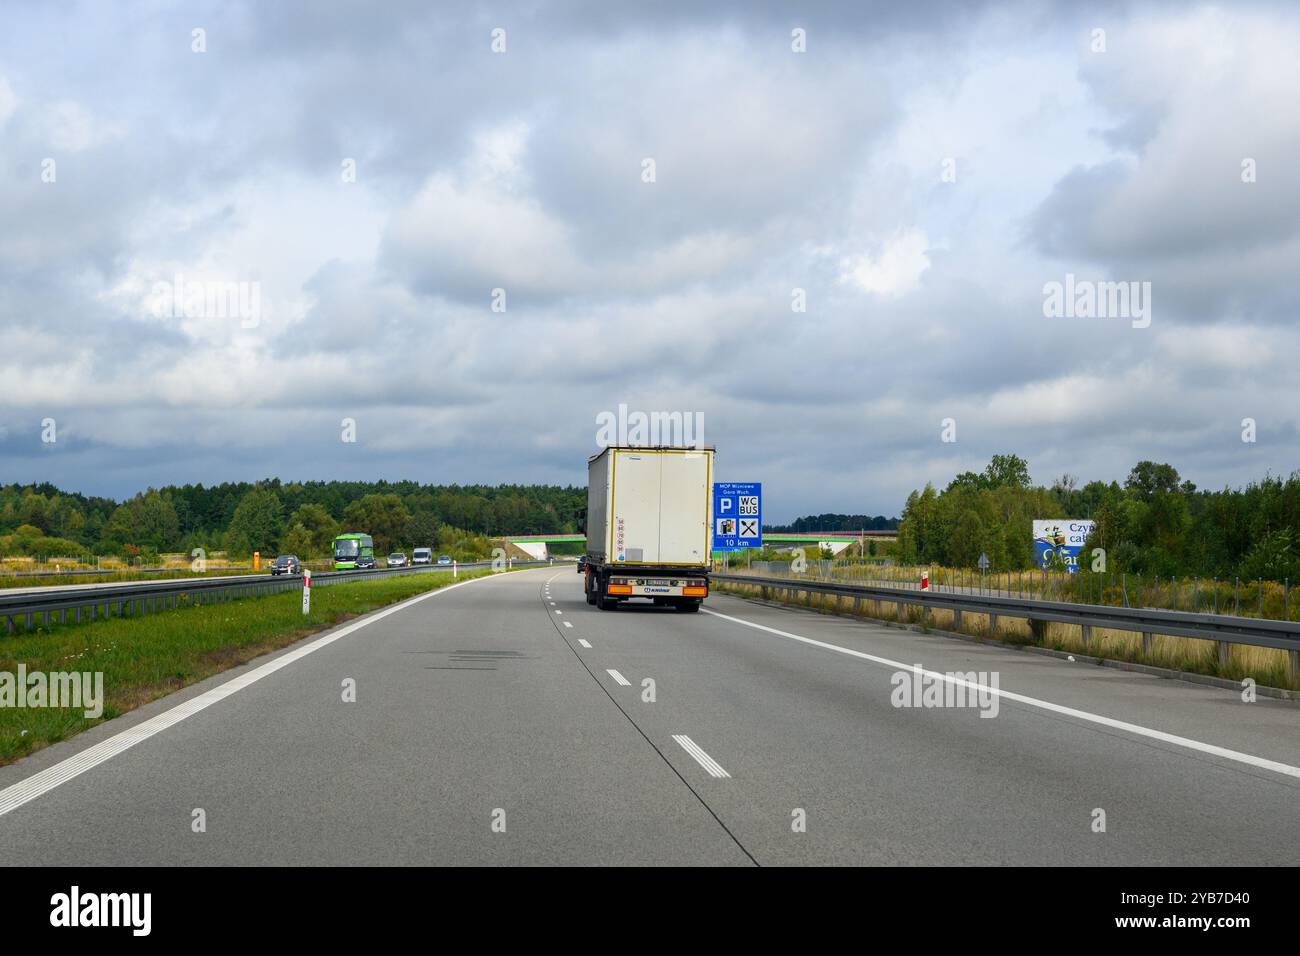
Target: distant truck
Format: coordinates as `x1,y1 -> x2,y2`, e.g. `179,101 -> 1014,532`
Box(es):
582,445 -> 714,612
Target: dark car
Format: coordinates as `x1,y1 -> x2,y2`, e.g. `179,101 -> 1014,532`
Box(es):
270,555 -> 302,576
577,555 -> 587,574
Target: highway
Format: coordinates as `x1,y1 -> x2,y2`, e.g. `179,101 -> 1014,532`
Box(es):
0,566 -> 1297,866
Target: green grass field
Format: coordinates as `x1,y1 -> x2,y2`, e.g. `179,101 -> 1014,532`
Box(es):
0,568 -> 499,766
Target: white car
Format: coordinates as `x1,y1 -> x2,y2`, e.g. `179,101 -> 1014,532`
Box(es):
412,547 -> 433,565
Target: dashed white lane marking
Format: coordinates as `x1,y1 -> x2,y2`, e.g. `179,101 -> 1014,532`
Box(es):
672,734 -> 730,778
554,609 -> 563,615
699,607 -> 1300,781
578,639 -> 592,648
563,621 -> 574,629
606,669 -> 631,686
0,574 -> 503,817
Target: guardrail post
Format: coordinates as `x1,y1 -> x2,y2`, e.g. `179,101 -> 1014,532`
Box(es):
1142,632 -> 1153,656
896,600 -> 904,623
952,608 -> 962,630
1080,624 -> 1091,645
987,613 -> 999,635
1216,641 -> 1230,669
1289,650 -> 1300,685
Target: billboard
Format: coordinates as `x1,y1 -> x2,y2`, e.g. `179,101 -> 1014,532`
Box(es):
1032,520 -> 1096,573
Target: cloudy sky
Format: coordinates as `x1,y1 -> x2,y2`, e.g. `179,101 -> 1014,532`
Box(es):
1,1 -> 1296,521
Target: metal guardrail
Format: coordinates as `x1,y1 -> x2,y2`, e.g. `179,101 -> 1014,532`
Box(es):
4,566 -> 256,578
1,561 -> 550,634
711,573 -> 1300,662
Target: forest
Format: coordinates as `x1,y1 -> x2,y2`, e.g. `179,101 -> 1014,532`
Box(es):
895,455 -> 1300,582
0,479 -> 587,560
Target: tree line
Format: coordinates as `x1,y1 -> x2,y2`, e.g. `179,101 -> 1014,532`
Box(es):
765,513 -> 899,533
895,454 -> 1300,582
0,479 -> 587,561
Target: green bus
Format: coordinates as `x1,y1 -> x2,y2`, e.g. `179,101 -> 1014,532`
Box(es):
333,532 -> 376,570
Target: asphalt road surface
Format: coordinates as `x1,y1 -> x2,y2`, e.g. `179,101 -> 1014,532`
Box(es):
1,566 -> 1297,866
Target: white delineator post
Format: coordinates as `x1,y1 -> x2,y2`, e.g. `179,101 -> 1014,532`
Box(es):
453,560 -> 457,579
302,568 -> 311,614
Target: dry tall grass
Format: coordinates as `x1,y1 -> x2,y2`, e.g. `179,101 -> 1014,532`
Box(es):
715,580 -> 1299,692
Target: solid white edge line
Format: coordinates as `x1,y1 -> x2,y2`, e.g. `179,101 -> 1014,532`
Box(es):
606,668 -> 631,686
0,572 -> 510,817
699,607 -> 1300,780
671,734 -> 730,778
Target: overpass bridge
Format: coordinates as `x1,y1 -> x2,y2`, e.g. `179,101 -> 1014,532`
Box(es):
505,531 -> 895,544
501,531 -> 897,560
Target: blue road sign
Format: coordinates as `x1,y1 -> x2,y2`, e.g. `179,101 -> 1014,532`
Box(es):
713,482 -> 762,551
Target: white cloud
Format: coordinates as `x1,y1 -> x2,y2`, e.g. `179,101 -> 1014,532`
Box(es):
841,229 -> 932,297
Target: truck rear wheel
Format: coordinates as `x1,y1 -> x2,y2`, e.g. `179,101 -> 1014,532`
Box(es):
676,600 -> 702,612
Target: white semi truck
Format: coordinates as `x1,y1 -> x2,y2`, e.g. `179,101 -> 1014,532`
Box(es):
582,445 -> 714,612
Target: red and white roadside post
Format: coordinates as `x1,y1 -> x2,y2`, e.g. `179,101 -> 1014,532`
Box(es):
302,568 -> 311,614
453,560 -> 457,579
921,569 -> 930,591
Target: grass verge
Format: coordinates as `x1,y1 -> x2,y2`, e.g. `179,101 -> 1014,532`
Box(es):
0,568 -> 501,766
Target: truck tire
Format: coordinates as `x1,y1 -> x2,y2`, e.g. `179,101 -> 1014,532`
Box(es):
677,600 -> 701,613
598,596 -> 618,611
